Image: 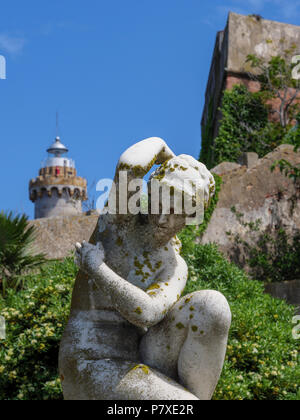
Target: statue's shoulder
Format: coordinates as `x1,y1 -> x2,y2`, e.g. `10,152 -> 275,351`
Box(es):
169,236 -> 183,255
158,237 -> 187,272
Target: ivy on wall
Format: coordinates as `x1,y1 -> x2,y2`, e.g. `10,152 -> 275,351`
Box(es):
200,98 -> 215,169
200,85 -> 290,169
200,48 -> 300,170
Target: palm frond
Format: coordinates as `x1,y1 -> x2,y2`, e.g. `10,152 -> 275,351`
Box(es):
0,211 -> 46,295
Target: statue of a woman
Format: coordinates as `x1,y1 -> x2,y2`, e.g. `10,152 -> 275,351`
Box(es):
59,138 -> 231,400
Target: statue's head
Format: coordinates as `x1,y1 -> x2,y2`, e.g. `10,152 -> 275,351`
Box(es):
147,155 -> 215,244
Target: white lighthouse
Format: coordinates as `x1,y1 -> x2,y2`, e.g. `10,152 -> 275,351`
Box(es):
29,136 -> 87,219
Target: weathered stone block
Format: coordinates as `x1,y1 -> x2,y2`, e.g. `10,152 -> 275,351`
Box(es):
237,152 -> 259,169
211,161 -> 241,176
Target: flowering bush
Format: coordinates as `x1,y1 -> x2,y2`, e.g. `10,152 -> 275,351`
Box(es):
0,258 -> 76,400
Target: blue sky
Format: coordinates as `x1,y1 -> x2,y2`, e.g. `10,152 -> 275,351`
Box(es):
1,0 -> 300,218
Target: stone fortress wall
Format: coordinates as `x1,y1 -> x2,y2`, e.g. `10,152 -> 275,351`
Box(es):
29,212 -> 98,260
201,12 -> 300,158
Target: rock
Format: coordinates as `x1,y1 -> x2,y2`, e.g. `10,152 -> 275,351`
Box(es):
201,145 -> 300,270
211,162 -> 241,176
237,152 -> 259,169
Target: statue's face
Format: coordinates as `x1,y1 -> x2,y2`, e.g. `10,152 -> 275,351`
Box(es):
148,206 -> 186,245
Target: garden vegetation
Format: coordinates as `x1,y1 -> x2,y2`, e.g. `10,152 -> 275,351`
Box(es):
200,49 -> 300,169
0,204 -> 299,400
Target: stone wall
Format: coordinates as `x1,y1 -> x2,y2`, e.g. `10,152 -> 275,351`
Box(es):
29,172 -> 87,202
29,213 -> 99,260
227,13 -> 300,75
33,189 -> 83,220
201,145 -> 300,268
201,12 -> 300,163
29,165 -> 88,219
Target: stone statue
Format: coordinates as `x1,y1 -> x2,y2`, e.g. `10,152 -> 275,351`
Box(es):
59,138 -> 231,400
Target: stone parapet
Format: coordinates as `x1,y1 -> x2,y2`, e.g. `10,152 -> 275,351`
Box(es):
39,166 -> 77,177
29,168 -> 87,202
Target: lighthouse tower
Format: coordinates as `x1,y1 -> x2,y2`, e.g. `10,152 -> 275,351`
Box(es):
29,136 -> 87,219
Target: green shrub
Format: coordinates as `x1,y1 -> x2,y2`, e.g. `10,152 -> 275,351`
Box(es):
213,85 -> 269,165
246,51 -> 300,129
247,229 -> 300,283
201,49 -> 300,169
0,235 -> 299,400
178,173 -> 222,257
283,114 -> 300,147
200,85 -> 293,169
201,85 -> 271,168
0,258 -> 77,400
271,131 -> 300,185
183,243 -> 300,400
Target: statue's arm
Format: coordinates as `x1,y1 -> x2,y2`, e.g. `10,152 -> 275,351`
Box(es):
75,242 -> 187,329
116,137 -> 175,179
109,137 -> 175,217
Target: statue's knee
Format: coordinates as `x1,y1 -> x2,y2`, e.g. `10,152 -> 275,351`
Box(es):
187,291 -> 231,336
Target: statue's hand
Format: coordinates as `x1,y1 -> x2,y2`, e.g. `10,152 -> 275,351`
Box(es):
75,241 -> 105,275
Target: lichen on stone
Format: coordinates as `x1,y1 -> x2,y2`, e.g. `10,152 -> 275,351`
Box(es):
131,364 -> 150,375
134,307 -> 143,315
147,283 -> 161,291
116,237 -> 123,247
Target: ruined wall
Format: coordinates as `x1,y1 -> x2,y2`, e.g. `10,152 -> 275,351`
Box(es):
227,13 -> 300,75
201,12 -> 300,163
201,145 -> 300,269
29,213 -> 99,260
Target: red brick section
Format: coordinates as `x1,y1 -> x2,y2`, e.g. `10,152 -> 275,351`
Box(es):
226,74 -> 260,93
29,166 -> 87,202
39,166 -> 77,178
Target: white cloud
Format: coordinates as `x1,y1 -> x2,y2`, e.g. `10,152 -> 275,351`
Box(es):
0,34 -> 26,55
